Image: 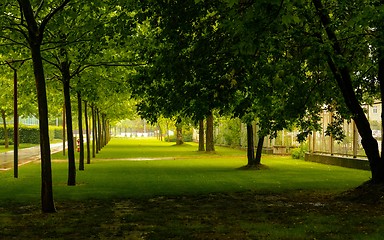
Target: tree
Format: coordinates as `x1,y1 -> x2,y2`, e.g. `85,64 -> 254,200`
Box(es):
133,1 -> 243,152
309,0 -> 384,183
0,0 -> 74,213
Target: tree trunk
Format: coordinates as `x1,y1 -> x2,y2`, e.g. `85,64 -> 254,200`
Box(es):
62,104 -> 66,156
62,62 -> 76,186
158,124 -> 163,141
246,123 -> 256,166
95,108 -> 101,150
18,0 -> 56,212
206,113 -> 215,152
77,92 -> 84,171
176,123 -> 183,145
92,105 -> 97,157
166,120 -> 170,142
32,44 -> 56,212
13,68 -> 18,179
255,136 -> 264,165
2,110 -> 9,149
84,101 -> 91,164
313,0 -> 384,183
102,114 -> 107,147
198,119 -> 205,151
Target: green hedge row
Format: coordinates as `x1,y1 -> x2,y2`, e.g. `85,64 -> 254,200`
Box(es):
0,125 -> 63,144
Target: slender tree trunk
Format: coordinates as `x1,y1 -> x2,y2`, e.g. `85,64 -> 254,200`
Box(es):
31,43 -> 56,212
102,114 -> 107,147
13,68 -> 18,178
2,110 -> 8,149
255,136 -> 264,165
313,0 -> 384,183
62,62 -> 76,186
246,123 -> 255,166
92,105 -> 96,157
19,0 -> 56,210
97,109 -> 102,151
157,124 -> 162,141
62,104 -> 66,156
18,0 -> 70,212
198,119 -> 205,151
206,113 -> 215,152
77,92 -> 84,171
166,120 -> 170,142
84,101 -> 91,164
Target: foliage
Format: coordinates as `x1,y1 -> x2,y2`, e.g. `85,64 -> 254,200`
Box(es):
0,125 -> 62,144
215,118 -> 243,147
291,143 -> 309,160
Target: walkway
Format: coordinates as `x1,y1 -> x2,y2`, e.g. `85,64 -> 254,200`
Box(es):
0,143 -> 65,170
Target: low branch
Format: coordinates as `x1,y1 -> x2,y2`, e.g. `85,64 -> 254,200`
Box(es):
75,61 -> 147,76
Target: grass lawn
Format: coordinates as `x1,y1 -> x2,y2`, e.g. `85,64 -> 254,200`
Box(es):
1,137 -> 383,239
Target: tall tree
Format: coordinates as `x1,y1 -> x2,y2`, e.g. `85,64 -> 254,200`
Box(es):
309,0 -> 384,183
0,0 -> 72,213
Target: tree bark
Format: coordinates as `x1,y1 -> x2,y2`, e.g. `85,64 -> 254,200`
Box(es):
84,101 -> 91,164
62,62 -> 76,186
2,110 -> 8,149
97,109 -> 101,151
13,68 -> 18,178
206,113 -> 215,152
313,0 -> 384,183
77,92 -> 84,171
255,136 -> 264,165
246,123 -> 255,166
102,114 -> 107,147
92,105 -> 96,157
62,104 -> 66,156
18,0 -> 57,212
176,123 -> 183,145
198,119 -> 205,151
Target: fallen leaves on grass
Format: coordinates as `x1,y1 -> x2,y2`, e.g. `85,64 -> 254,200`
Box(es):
2,190 -> 384,239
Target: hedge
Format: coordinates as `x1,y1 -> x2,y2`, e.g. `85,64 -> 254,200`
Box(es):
0,125 -> 63,144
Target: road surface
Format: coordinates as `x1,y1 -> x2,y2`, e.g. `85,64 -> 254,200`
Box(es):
0,142 -> 65,170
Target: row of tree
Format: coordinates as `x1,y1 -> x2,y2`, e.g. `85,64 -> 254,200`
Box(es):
128,0 -> 384,182
0,0 -> 141,212
1,0 -> 384,212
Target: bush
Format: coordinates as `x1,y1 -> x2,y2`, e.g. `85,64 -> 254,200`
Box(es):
0,125 -> 63,144
291,144 -> 308,159
50,126 -> 64,140
19,126 -> 40,144
0,139 -> 14,145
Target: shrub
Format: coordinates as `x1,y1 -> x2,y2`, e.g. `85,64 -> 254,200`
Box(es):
20,126 -> 40,144
0,139 -> 14,145
291,143 -> 308,159
50,126 -> 64,140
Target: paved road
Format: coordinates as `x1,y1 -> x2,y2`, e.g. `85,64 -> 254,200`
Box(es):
0,143 -> 66,170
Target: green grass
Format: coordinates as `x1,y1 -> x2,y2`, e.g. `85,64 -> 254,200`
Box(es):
2,137 -> 382,240
4,138 -> 371,202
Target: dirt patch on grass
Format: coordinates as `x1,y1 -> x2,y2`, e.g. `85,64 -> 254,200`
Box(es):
337,180 -> 384,204
2,190 -> 384,239
238,164 -> 270,170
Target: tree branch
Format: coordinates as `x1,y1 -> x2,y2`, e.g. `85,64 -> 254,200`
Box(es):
34,0 -> 45,18
40,0 -> 70,34
75,62 -> 147,76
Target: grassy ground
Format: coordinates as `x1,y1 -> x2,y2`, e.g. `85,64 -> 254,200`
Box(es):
1,137 -> 383,239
